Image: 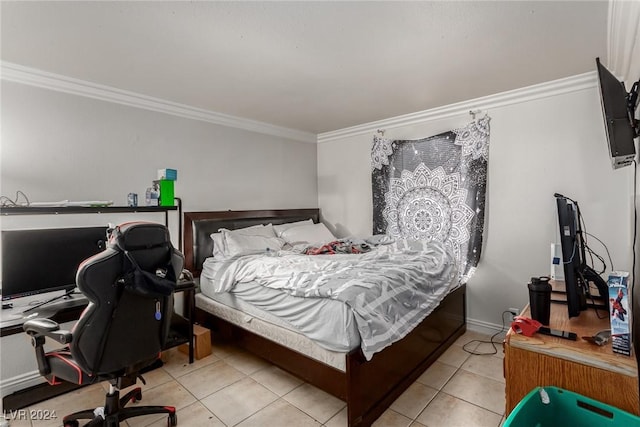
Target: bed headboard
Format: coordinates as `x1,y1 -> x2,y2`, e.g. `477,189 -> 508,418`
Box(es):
183,208 -> 320,276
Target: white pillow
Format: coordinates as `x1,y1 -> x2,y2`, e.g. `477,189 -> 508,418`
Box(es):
211,224 -> 275,258
224,233 -> 285,257
273,219 -> 314,237
280,223 -> 336,245
210,232 -> 227,258
220,223 -> 265,235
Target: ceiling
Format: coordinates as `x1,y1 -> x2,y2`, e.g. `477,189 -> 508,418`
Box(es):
1,1 -> 609,135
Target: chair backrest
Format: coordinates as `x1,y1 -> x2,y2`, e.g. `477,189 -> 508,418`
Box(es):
71,222 -> 184,377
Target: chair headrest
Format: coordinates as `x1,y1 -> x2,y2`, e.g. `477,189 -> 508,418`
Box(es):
108,222 -> 172,252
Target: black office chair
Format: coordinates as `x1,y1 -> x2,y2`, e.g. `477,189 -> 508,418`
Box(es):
24,222 -> 184,427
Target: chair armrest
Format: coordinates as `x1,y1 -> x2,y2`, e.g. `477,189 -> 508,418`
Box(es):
24,318 -> 73,345
24,318 -> 60,334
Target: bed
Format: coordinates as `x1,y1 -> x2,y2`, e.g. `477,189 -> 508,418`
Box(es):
184,208 -> 466,427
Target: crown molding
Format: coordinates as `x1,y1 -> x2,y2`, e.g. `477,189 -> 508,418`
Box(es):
317,72 -> 598,143
1,61 -> 598,145
0,61 -> 317,144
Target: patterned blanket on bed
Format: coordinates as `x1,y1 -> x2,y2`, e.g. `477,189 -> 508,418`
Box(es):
303,240 -> 372,255
210,239 -> 457,360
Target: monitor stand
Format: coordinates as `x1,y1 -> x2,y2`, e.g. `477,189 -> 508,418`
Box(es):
551,267 -> 609,311
551,293 -> 607,310
22,288 -> 79,314
581,265 -> 609,309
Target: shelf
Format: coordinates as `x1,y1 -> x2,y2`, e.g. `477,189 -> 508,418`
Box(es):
1,197 -> 183,251
0,206 -> 177,216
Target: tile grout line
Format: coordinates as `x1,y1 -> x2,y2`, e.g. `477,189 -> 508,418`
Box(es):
181,362 -> 314,427
407,351 -> 469,425
450,358 -> 507,418
409,337 -> 505,424
436,389 -> 505,418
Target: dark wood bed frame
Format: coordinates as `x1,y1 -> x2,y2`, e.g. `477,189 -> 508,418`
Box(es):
184,209 -> 466,427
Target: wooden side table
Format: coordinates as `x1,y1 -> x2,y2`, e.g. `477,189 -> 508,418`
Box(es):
504,301 -> 638,416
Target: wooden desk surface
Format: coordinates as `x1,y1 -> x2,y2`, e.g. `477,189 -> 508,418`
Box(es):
504,280 -> 638,415
506,302 -> 636,377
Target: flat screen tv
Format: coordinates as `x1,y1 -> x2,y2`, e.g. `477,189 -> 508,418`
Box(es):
595,57 -> 638,169
1,226 -> 107,301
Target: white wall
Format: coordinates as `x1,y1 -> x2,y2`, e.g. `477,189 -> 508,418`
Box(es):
317,77 -> 634,331
0,80 -> 319,399
1,81 -> 318,213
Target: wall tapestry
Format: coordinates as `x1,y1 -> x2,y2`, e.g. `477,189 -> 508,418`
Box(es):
371,116 -> 490,283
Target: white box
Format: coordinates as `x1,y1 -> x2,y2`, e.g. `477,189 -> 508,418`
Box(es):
550,243 -> 564,280
608,271 -> 630,356
157,168 -> 177,181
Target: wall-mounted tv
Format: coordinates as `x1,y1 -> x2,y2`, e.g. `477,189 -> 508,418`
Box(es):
595,57 -> 639,169
1,226 -> 107,301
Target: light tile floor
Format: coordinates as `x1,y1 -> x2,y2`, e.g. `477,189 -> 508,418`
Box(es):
18,330 -> 506,427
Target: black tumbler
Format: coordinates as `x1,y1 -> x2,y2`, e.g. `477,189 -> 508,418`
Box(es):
528,276 -> 552,325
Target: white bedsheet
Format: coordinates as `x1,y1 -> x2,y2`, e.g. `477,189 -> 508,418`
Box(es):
200,239 -> 458,359
200,258 -> 361,352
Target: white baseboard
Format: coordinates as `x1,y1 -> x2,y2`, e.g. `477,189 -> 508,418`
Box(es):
0,371 -> 45,399
466,316 -> 510,337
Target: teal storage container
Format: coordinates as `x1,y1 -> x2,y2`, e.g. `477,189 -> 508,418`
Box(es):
504,387 -> 640,427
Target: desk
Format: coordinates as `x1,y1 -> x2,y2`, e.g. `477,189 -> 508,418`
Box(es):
1,281 -> 196,411
0,294 -> 89,337
504,301 -> 639,416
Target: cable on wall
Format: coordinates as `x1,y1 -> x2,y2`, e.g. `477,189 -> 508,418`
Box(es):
0,191 -> 30,207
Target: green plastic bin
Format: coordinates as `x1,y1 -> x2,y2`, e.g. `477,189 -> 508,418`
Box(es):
504,386 -> 640,427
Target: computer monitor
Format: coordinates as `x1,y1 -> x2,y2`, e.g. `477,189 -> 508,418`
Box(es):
595,57 -> 638,169
556,196 -> 584,317
1,226 -> 107,301
555,194 -> 608,318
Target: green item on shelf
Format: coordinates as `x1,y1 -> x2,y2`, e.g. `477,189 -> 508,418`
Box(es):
158,179 -> 174,207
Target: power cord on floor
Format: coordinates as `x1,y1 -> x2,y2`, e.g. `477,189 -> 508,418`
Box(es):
462,310 -> 511,356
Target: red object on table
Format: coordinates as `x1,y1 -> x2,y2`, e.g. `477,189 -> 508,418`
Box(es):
510,316 -> 542,337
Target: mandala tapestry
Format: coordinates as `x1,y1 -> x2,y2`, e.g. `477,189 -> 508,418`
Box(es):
371,117 -> 490,283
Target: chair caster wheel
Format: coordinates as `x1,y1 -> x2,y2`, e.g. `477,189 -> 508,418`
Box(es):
167,412 -> 177,426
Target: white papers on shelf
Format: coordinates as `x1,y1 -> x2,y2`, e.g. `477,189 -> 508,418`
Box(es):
26,200 -> 114,207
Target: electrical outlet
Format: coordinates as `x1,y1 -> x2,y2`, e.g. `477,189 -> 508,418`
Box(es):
507,307 -> 519,322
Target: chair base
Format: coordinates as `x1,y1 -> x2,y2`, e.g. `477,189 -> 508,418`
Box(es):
62,386 -> 176,427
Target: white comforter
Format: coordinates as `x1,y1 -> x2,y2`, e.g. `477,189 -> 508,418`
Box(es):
204,239 -> 458,360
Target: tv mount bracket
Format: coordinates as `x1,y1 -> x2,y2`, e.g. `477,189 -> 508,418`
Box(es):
627,79 -> 639,137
